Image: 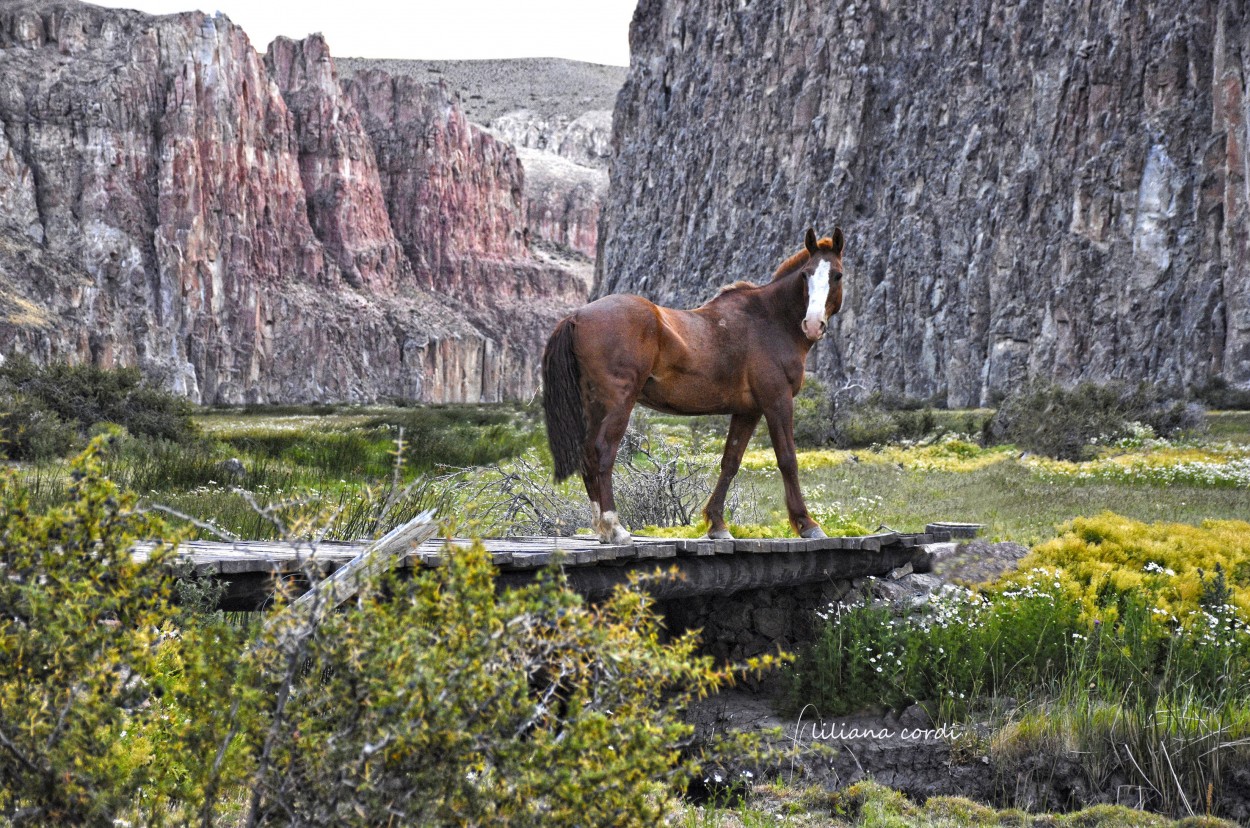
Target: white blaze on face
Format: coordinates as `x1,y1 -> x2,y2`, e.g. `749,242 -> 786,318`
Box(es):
803,260 -> 831,340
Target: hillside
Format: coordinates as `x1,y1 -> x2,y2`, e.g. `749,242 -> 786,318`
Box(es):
335,57 -> 627,123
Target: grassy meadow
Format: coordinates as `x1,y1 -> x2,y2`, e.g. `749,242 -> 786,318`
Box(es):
16,403 -> 1244,546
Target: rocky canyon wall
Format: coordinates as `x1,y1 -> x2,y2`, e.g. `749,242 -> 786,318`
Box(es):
336,57 -> 616,268
600,0 -> 1250,406
0,1 -> 585,404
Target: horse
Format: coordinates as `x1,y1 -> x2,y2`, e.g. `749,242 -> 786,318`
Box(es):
542,227 -> 845,544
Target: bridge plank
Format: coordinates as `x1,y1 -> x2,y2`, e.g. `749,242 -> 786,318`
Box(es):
859,532 -> 899,552
634,542 -> 677,559
506,551 -> 553,568
927,522 -> 982,539
669,538 -> 715,556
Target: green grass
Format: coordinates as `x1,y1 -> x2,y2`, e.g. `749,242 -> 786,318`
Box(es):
675,780 -> 1239,826
12,404 -> 1246,546
1206,411 -> 1250,444
729,458 -> 1249,546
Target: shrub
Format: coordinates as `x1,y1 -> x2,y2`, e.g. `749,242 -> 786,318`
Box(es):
793,376 -> 834,447
830,398 -> 898,448
0,390 -> 78,461
242,550 -> 759,825
614,425 -> 717,527
0,440 -> 765,824
0,356 -> 199,459
0,439 -> 232,823
991,380 -> 1206,461
891,407 -> 937,442
1197,377 -> 1250,410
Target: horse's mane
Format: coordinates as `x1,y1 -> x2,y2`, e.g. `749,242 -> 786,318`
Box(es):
715,237 -> 838,295
771,236 -> 838,282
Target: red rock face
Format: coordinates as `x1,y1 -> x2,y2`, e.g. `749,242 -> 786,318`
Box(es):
0,1 -> 586,403
344,70 -> 532,300
266,35 -> 410,293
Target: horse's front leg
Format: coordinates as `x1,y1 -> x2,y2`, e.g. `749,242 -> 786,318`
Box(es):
763,397 -> 825,538
702,411 -> 761,539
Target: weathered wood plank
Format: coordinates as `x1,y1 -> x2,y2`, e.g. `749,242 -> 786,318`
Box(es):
671,538 -> 717,557
136,524 -> 980,611
859,532 -> 899,552
505,551 -> 554,569
926,522 -> 982,539
634,542 -> 678,559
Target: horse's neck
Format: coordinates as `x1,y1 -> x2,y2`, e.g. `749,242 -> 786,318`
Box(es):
759,270 -> 808,325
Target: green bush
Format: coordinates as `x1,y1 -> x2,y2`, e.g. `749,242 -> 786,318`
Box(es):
0,390 -> 79,461
793,376 -> 834,447
0,439 -> 240,823
990,380 -> 1206,461
0,357 -> 199,460
892,407 -> 938,442
830,398 -> 899,448
244,550 -> 753,825
1197,377 -> 1250,410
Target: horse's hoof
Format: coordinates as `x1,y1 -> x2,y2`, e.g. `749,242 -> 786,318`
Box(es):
603,527 -> 632,545
706,529 -> 733,540
801,526 -> 828,539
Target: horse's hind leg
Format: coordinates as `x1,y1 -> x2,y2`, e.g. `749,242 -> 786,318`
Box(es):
581,399 -> 634,544
703,411 -> 761,539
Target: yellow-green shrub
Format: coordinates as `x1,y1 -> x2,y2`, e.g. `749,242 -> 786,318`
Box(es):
0,440 -> 178,822
239,544 -> 773,825
1017,513 -> 1250,621
1,439 -> 765,825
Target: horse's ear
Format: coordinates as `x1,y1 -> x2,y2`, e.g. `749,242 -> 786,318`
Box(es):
804,227 -> 818,254
830,226 -> 845,256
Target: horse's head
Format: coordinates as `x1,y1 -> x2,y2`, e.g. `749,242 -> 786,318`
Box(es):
798,227 -> 844,341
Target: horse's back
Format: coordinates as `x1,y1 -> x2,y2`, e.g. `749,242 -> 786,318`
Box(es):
569,294 -> 663,380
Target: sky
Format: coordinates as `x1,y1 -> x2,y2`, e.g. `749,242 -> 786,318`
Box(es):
87,0 -> 637,66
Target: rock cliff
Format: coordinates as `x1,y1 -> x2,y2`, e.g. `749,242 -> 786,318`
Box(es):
0,1 -> 585,403
600,0 -> 1250,406
339,58 -> 615,267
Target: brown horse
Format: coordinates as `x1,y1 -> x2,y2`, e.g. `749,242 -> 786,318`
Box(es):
542,227 -> 845,544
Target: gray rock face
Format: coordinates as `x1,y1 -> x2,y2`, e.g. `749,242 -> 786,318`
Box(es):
516,147 -> 607,262
600,0 -> 1250,406
0,1 -> 585,403
490,109 -> 614,170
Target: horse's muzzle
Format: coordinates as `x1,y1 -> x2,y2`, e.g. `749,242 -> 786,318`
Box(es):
802,319 -> 827,341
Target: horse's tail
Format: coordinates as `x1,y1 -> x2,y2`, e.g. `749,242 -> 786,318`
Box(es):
542,316 -> 585,482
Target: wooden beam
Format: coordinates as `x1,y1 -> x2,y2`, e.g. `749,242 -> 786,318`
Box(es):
263,510 -> 439,651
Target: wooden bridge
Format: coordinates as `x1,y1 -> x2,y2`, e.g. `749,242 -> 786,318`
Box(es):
138,523 -> 981,611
